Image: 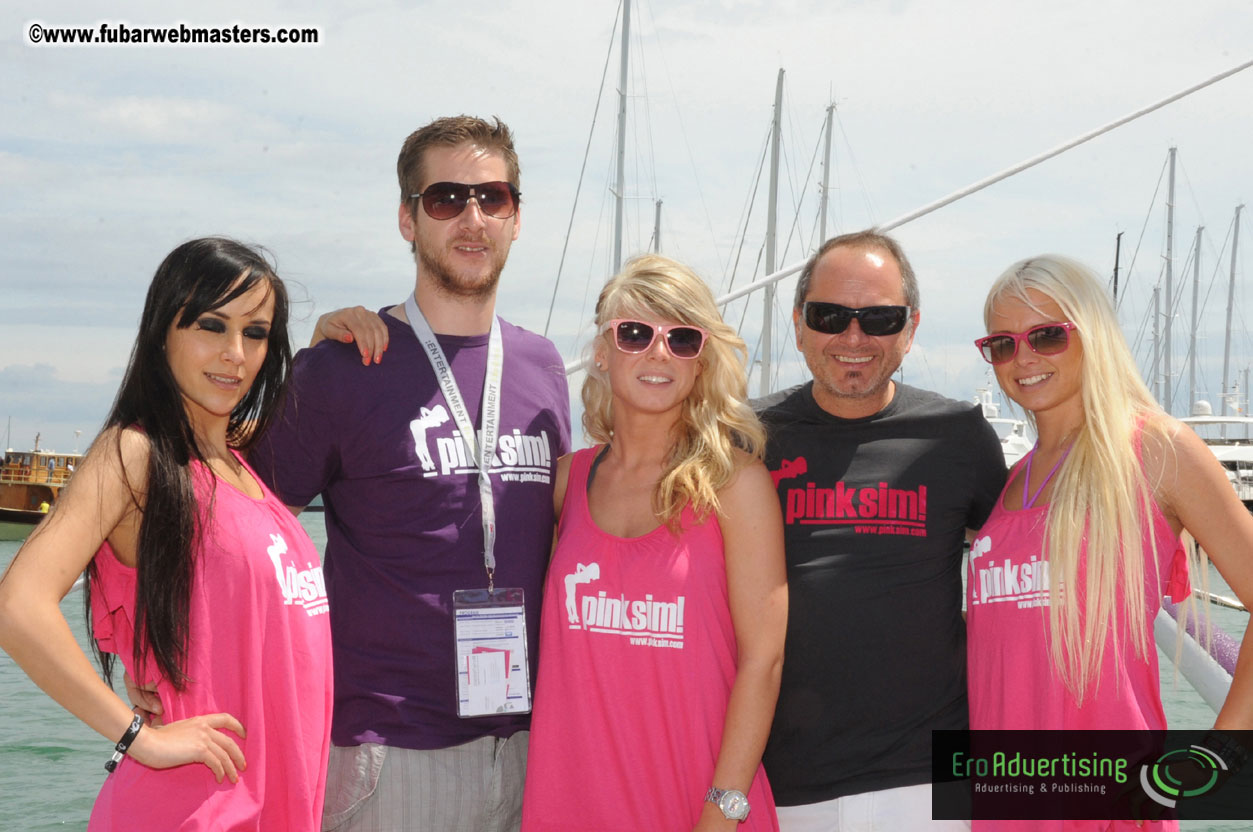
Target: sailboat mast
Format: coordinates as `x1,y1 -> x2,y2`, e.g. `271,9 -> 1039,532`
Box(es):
612,0 -> 631,274
1245,369 -> 1251,424
760,68 -> 784,397
1164,146 -> 1177,413
653,199 -> 662,252
819,102 -> 834,244
1113,231 -> 1123,302
1189,225 -> 1202,413
1222,204 -> 1243,416
1152,287 -> 1161,402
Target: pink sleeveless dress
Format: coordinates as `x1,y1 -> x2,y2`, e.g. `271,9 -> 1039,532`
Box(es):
522,447 -> 778,831
88,452 -> 332,831
966,442 -> 1190,832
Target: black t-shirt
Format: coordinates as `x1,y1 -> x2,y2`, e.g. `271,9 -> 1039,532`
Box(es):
757,381 -> 1007,805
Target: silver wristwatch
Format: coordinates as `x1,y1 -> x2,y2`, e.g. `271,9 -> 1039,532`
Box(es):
705,786 -> 750,822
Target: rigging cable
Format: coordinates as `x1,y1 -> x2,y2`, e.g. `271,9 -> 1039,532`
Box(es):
1114,152 -> 1167,312
568,56 -> 1253,374
834,104 -> 879,226
544,0 -> 622,337
721,123 -> 772,299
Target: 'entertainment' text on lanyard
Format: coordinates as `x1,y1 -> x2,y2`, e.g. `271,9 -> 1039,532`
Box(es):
404,293 -> 503,590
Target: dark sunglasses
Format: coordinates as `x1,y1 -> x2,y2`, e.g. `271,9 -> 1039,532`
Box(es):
605,319 -> 709,360
802,302 -> 912,336
408,181 -> 520,221
974,322 -> 1078,365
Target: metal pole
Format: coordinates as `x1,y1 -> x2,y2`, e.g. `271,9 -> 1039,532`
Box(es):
819,103 -> 834,244
1237,368 -> 1247,423
1163,147 -> 1176,414
1152,287 -> 1161,402
1189,225 -> 1202,414
612,0 -> 631,274
653,199 -> 662,252
1222,205 -> 1243,416
760,68 -> 784,397
1113,231 -> 1123,302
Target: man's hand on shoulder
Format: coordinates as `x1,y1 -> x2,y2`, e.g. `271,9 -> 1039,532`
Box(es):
311,306 -> 390,366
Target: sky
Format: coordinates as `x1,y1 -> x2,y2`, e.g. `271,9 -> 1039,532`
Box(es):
2,0 -> 1252,454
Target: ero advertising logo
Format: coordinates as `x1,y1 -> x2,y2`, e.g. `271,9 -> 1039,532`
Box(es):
1140,742 -> 1236,808
932,730 -> 1253,822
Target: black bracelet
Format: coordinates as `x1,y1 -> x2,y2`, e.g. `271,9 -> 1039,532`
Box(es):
1200,730 -> 1250,774
104,714 -> 144,773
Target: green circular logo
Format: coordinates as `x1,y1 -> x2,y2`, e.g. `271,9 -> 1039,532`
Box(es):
1139,745 -> 1225,808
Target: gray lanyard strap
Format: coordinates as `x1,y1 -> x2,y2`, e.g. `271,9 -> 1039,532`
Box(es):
404,293 -> 504,588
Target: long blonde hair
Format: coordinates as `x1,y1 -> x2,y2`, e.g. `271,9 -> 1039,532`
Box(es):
582,254 -> 765,528
984,254 -> 1185,703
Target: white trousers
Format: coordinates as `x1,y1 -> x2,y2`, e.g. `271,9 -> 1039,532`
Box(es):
776,782 -> 971,832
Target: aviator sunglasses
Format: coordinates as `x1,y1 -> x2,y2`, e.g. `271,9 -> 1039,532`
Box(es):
409,181 -> 521,221
802,301 -> 912,336
974,322 -> 1078,365
605,319 -> 709,360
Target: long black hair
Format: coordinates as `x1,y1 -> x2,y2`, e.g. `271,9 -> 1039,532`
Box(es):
86,237 -> 291,688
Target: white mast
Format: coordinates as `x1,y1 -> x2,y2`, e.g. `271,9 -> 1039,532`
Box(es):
819,102 -> 834,244
1163,146 -> 1176,413
653,199 -> 662,252
1222,204 -> 1243,416
1245,369 -> 1251,422
1189,225 -> 1202,412
1152,287 -> 1161,402
760,68 -> 784,397
612,0 -> 631,274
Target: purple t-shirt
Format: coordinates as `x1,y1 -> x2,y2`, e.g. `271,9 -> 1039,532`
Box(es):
251,310 -> 571,749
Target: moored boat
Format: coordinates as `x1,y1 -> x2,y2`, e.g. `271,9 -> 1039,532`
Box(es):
974,387 -> 1035,467
0,440 -> 81,541
1180,412 -> 1253,509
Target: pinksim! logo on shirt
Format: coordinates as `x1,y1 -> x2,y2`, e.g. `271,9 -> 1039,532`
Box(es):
968,533 -> 1050,609
266,533 -> 329,616
562,562 -> 686,649
412,423 -> 555,485
770,457 -> 928,536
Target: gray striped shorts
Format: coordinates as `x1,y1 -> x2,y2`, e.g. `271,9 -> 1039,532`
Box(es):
321,732 -> 528,832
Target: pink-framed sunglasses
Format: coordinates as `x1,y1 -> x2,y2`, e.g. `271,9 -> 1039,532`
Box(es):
604,319 -> 709,360
974,322 -> 1078,365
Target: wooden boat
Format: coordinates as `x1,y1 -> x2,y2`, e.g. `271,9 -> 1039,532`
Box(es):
0,441 -> 81,541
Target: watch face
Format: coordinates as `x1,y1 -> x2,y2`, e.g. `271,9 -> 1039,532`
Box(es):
718,790 -> 750,820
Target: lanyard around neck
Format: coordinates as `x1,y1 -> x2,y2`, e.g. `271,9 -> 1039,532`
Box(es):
404,293 -> 504,588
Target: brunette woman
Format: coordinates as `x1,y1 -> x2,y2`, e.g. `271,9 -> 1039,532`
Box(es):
0,238 -> 332,830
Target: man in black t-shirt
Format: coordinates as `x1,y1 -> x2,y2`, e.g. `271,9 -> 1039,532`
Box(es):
757,231 -> 1006,830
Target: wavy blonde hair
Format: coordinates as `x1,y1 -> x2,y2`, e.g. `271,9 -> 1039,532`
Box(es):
985,254 -> 1192,703
583,254 -> 765,528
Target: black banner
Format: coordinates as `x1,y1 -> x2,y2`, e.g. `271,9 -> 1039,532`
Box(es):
932,730 -> 1253,821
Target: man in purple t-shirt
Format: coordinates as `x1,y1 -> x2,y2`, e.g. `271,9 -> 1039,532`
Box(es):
251,116 -> 571,832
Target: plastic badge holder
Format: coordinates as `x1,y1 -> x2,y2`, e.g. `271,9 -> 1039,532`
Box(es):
452,588 -> 531,718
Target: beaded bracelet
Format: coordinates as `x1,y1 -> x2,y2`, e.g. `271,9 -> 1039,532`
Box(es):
104,714 -> 144,773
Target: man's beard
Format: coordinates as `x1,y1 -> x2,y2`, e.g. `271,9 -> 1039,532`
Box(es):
418,240 -> 506,301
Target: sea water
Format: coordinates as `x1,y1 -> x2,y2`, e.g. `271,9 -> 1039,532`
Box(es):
1,517 -> 1251,830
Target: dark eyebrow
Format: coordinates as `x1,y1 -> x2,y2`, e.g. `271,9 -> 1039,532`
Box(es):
202,309 -> 272,325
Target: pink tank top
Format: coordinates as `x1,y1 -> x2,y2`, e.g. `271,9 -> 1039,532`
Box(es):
522,447 -> 778,831
88,452 -> 332,831
966,443 -> 1190,832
